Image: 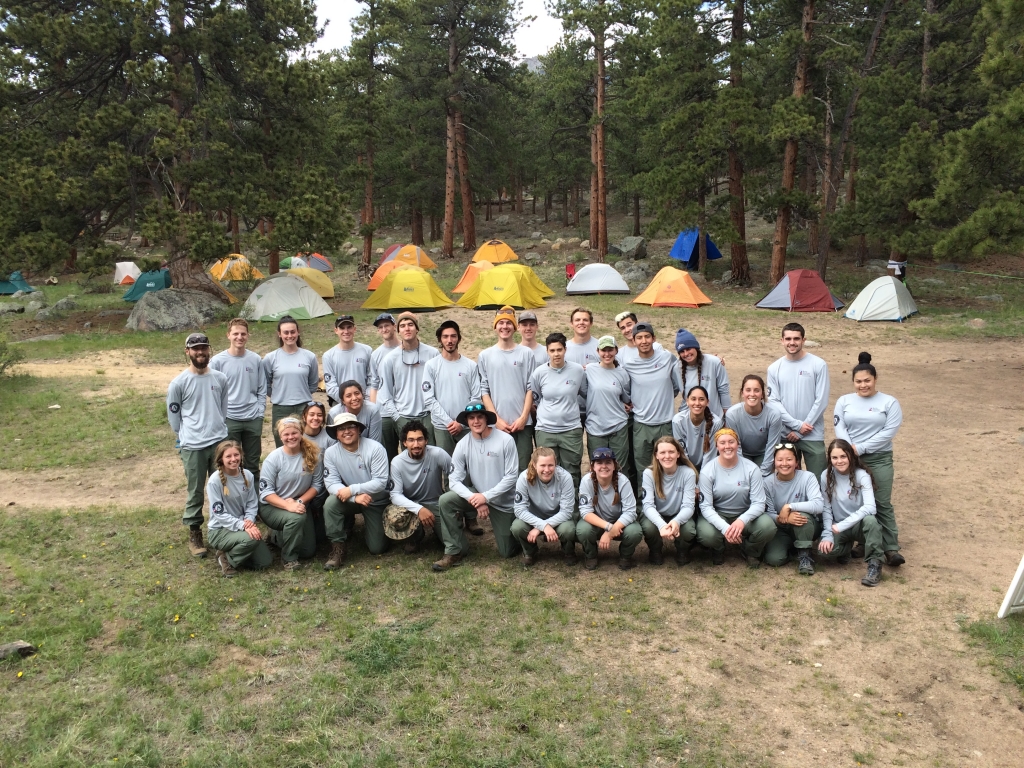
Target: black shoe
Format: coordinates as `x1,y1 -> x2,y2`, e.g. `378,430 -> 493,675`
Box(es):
563,552 -> 578,566
797,552 -> 815,576
861,559 -> 882,587
674,546 -> 691,567
851,543 -> 864,560
648,549 -> 664,566
711,550 -> 725,566
522,554 -> 536,568
618,557 -> 636,571
837,554 -> 851,565
885,551 -> 905,567
584,558 -> 599,571
465,520 -> 484,537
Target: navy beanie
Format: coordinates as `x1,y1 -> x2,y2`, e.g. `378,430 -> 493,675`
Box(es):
675,328 -> 700,352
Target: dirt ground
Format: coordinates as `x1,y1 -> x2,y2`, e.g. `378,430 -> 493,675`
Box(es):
4,305 -> 1024,767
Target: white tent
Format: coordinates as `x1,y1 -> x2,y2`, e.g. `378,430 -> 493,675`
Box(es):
113,262 -> 142,285
566,263 -> 631,295
844,276 -> 918,322
243,274 -> 333,322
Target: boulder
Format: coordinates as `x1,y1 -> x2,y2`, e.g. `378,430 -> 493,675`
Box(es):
565,237 -> 581,245
52,296 -> 78,313
607,244 -> 623,257
531,232 -> 542,239
10,290 -> 25,299
375,248 -> 384,254
495,214 -> 510,225
429,247 -> 441,255
35,307 -> 57,320
524,253 -> 541,263
619,236 -> 647,260
126,288 -> 227,332
551,242 -> 562,251
25,301 -> 45,313
540,238 -> 551,245
0,304 -> 24,315
580,239 -> 591,250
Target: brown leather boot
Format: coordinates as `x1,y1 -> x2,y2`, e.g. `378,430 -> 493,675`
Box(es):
323,542 -> 347,571
216,550 -> 237,578
188,528 -> 208,558
431,553 -> 464,572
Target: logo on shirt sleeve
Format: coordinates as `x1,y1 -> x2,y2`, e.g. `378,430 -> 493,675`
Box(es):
169,403 -> 181,413
212,501 -> 224,514
259,479 -> 268,491
579,494 -> 590,506
515,491 -> 524,503
448,463 -> 455,474
386,478 -> 394,491
324,373 -> 333,382
422,381 -> 432,392
638,488 -> 646,500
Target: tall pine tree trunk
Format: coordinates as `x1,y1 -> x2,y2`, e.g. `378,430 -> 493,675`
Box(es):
595,25 -> 608,261
697,188 -> 709,273
362,142 -> 374,271
411,205 -> 424,246
589,130 -> 599,246
633,193 -> 640,236
454,111 -> 475,251
442,108 -> 457,258
728,0 -> 750,282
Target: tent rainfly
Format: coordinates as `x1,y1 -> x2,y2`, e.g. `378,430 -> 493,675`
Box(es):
379,243 -> 403,263
471,239 -> 519,264
453,261 -> 495,293
361,266 -> 453,312
668,229 -> 724,270
632,266 -> 712,308
123,269 -> 171,302
0,271 -> 37,295
383,244 -> 437,269
756,269 -> 843,312
210,255 -> 264,282
113,262 -> 142,285
243,274 -> 333,321
279,256 -> 307,270
284,268 -> 334,298
457,266 -> 547,310
368,259 -> 414,290
301,253 -> 334,272
490,263 -> 554,297
844,276 -> 918,322
566,263 -> 631,295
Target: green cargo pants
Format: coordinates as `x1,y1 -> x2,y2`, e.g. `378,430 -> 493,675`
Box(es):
380,417 -> 401,464
510,518 -> 577,557
575,519 -> 643,560
860,451 -> 898,552
207,527 -> 274,570
258,501 -> 316,563
586,424 -> 633,487
225,416 -> 264,487
535,428 -> 584,488
632,421 -> 672,480
696,512 -> 777,560
271,403 -> 304,448
180,442 -> 218,528
639,516 -> 697,558
438,489 -> 518,558
511,426 -> 535,473
432,425 -> 467,459
396,414 -> 435,448
764,515 -> 823,567
795,440 -> 826,480
323,494 -> 390,555
820,516 -> 884,562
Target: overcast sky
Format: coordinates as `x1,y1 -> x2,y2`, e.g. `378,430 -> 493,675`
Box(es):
313,0 -> 564,59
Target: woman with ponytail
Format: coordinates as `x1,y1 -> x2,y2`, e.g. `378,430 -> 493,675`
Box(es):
675,329 -> 730,416
575,447 -> 642,571
833,352 -> 905,567
206,440 -> 271,576
671,386 -> 723,470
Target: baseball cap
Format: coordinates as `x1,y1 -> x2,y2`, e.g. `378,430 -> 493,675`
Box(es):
185,333 -> 210,348
335,315 -> 355,328
632,322 -> 655,338
373,312 -> 396,327
518,311 -> 538,323
596,335 -> 618,351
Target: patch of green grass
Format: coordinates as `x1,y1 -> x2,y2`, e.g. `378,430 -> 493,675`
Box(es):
0,509 -> 759,768
964,615 -> 1024,691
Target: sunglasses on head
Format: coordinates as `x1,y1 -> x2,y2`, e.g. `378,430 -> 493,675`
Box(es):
773,443 -> 797,451
465,403 -> 486,413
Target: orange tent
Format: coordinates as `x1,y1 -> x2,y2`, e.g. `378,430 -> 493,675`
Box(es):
453,261 -> 495,293
472,239 -> 518,263
632,267 -> 712,308
368,259 -> 411,290
387,244 -> 437,269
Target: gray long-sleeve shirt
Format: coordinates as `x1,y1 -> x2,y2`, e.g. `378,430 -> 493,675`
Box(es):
323,437 -> 390,501
579,472 -> 637,525
328,400 -> 382,443
623,348 -> 682,426
698,458 -> 767,531
322,343 -> 373,402
725,403 -> 786,475
671,410 -> 724,469
370,342 -> 399,390
450,428 -> 519,510
641,465 -> 697,527
262,347 -> 319,406
477,345 -> 537,425
530,361 -> 587,433
615,341 -> 663,366
767,353 -> 830,441
820,468 -> 876,541
258,447 -> 324,502
513,467 -> 575,529
389,446 -> 451,513
167,368 -> 229,450
681,353 -> 731,415
521,343 -> 549,367
584,364 -> 631,436
763,470 -> 823,522
833,392 -> 903,455
305,427 -> 335,455
209,350 -> 266,421
207,469 -> 258,531
378,342 -> 440,419
423,354 -> 481,431
565,337 -> 600,368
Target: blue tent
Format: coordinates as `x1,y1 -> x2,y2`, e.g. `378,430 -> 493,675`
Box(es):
123,268 -> 171,302
0,271 -> 37,295
668,229 -> 723,270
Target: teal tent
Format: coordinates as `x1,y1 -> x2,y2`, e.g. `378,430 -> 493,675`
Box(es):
0,271 -> 37,295
123,269 -> 171,302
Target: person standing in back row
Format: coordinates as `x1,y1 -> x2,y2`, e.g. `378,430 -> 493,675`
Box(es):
377,312 -> 440,448
210,318 -> 266,487
322,315 -> 372,406
518,311 -> 549,367
585,336 -> 633,483
368,313 -> 401,463
168,332 -> 230,558
767,322 -> 830,479
622,323 -> 683,481
262,316 -> 319,448
675,329 -> 730,417
423,320 -> 481,457
565,307 -> 599,368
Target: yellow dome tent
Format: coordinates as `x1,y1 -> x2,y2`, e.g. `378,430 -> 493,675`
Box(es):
285,267 -> 334,298
457,266 -> 546,310
632,267 -> 712,308
491,263 -> 554,297
453,261 -> 495,293
361,266 -> 453,312
387,244 -> 437,269
210,254 -> 264,282
471,239 -> 519,263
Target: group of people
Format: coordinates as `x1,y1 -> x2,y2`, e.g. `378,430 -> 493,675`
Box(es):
167,307 -> 904,587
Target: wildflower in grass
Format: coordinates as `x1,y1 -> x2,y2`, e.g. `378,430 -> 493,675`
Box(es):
173,615 -> 180,623
17,671 -> 23,678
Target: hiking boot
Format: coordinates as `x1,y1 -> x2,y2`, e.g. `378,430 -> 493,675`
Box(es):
711,550 -> 725,566
323,542 -> 347,571
675,546 -> 691,567
564,551 -> 578,566
216,550 -> 237,578
465,519 -> 484,537
282,559 -> 302,572
836,554 -> 851,565
797,552 -> 815,576
743,552 -> 761,570
584,558 -> 599,571
403,540 -> 418,555
851,543 -> 864,560
885,551 -> 906,567
862,559 -> 882,587
522,554 -> 536,568
188,528 -> 208,558
431,554 -> 464,572
618,557 -> 636,571
648,549 -> 664,566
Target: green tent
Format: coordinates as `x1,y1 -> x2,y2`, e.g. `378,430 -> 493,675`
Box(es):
0,271 -> 37,295
123,269 -> 171,302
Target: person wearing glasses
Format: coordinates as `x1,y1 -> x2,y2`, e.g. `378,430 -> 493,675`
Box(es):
696,428 -> 775,567
640,436 -> 698,566
377,312 -> 440,451
511,447 -> 578,566
262,316 -> 320,448
322,315 -> 372,406
576,447 -> 642,571
725,374 -> 785,475
833,351 -> 905,567
530,332 -> 587,489
671,386 -> 723,471
762,442 -> 824,574
368,312 -> 401,463
330,380 -> 382,443
675,329 -> 730,418
210,318 -> 266,488
423,320 -> 481,457
584,336 -> 633,485
434,402 -> 520,572
389,420 -> 451,554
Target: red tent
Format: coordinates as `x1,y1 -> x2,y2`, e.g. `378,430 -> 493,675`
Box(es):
379,243 -> 403,264
756,269 -> 843,312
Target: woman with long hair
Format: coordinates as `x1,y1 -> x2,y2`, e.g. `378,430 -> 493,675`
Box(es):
206,440 -> 271,576
675,329 -> 730,416
262,316 -> 320,447
328,380 -> 383,443
725,374 -> 785,475
640,436 -> 698,566
671,386 -> 723,470
511,447 -> 578,566
302,402 -> 333,453
762,442 -> 824,574
833,352 -> 904,567
818,439 -> 885,587
575,447 -> 642,571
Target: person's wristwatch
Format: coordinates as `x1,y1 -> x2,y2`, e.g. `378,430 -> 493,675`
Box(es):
605,522 -> 613,532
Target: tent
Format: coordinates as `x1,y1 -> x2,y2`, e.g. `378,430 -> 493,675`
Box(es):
457,267 -> 547,310
844,276 -> 918,322
566,263 -> 631,295
368,259 -> 413,290
301,253 -> 334,272
379,244 -> 403,263
491,263 -> 554,297
210,255 -> 265,282
453,261 -> 495,293
632,266 -> 712,308
279,256 -> 307,270
123,269 -> 171,302
285,268 -> 334,298
243,274 -> 333,321
0,271 -> 36,295
472,239 -> 519,264
361,266 -> 453,312
383,244 -> 437,269
113,262 -> 142,285
668,229 -> 724,270
756,269 -> 843,312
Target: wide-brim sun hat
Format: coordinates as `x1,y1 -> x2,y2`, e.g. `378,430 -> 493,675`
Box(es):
325,411 -> 366,440
455,401 -> 497,427
383,504 -> 421,540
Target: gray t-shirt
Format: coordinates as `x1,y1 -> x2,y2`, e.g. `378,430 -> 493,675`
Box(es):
370,342 -> 400,418
209,350 -> 266,421
725,403 -> 786,475
623,348 -> 682,426
681,353 -> 731,415
513,467 -> 576,529
763,470 -> 823,522
640,465 -> 697,527
378,342 -> 440,419
450,428 -> 519,510
584,364 -> 631,436
423,354 -> 481,431
698,457 -> 766,531
322,343 -> 373,402
671,410 -> 724,469
167,368 -> 229,450
820,468 -> 876,541
579,472 -> 637,525
833,392 -> 902,455
323,437 -> 390,501
521,343 -> 549,367
328,400 -> 382,443
390,446 -> 451,513
262,347 -> 319,406
566,337 -> 600,369
259,447 -> 324,502
477,345 -> 537,425
530,361 -> 587,433
615,341 -> 663,365
767,353 -> 830,441
305,427 -> 335,455
206,469 -> 258,531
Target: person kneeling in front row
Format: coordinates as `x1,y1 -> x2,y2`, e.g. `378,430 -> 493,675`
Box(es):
576,447 -> 643,571
512,447 -> 578,567
258,418 -> 321,571
640,436 -> 698,566
207,440 -> 272,576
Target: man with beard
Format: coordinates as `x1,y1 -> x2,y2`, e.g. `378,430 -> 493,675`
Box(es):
167,333 -> 230,558
389,420 -> 452,553
423,320 -> 481,456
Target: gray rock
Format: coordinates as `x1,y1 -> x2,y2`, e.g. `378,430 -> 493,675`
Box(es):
429,247 -> 441,255
977,294 -> 1003,302
689,272 -> 707,283
52,296 -> 78,312
25,301 -> 45,313
803,340 -> 821,348
10,290 -> 25,299
83,322 -> 92,329
619,236 -> 647,260
524,253 -> 541,263
97,309 -> 131,317
126,288 -> 227,332
35,307 -> 57,321
0,304 -> 25,315
607,244 -> 623,258
580,239 -> 591,250
495,215 -> 510,225
531,232 -> 542,239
